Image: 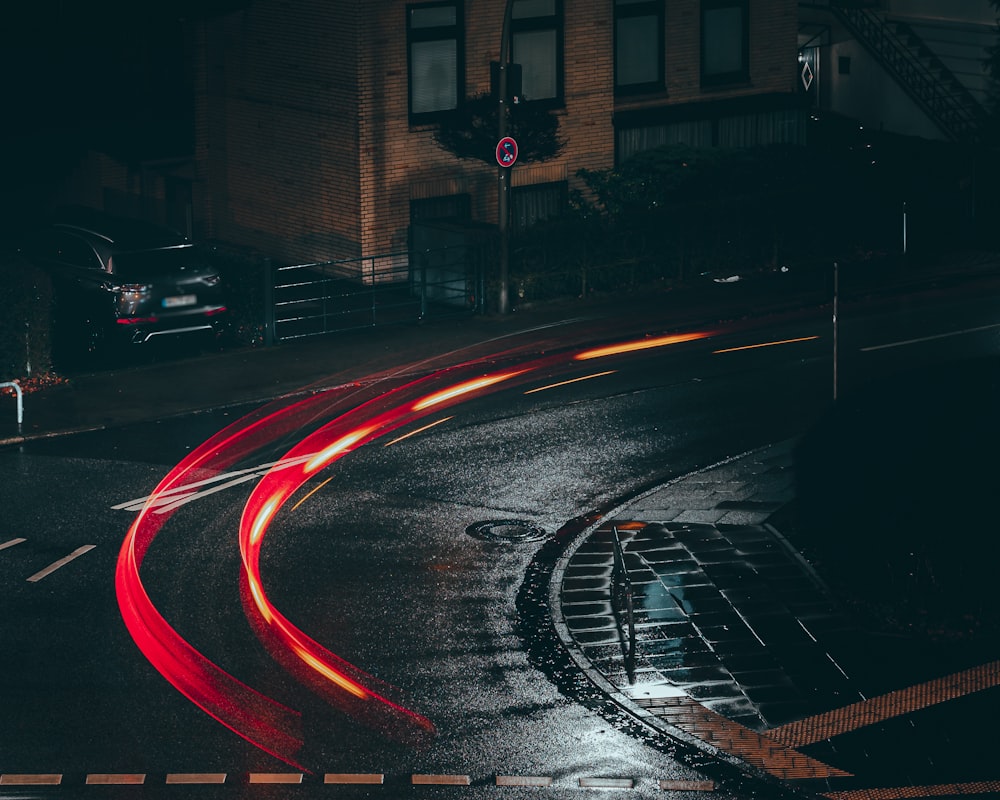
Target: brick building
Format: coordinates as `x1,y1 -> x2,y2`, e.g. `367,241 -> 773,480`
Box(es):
183,0 -> 803,266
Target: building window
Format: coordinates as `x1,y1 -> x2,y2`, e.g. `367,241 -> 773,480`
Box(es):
701,0 -> 749,87
615,0 -> 664,95
408,2 -> 464,121
512,0 -> 563,104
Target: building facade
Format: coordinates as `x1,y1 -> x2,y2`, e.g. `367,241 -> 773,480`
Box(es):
798,0 -> 995,143
184,0 -> 801,266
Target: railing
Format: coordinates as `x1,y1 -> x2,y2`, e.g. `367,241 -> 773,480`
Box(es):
266,246 -> 483,343
833,5 -> 984,142
610,526 -> 637,683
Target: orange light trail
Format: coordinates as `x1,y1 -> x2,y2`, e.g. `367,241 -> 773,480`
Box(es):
305,425 -> 378,474
524,370 -> 616,394
383,416 -> 454,447
712,335 -> 819,354
411,370 -> 527,411
575,331 -> 713,360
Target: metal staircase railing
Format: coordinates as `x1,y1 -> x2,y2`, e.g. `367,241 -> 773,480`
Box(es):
832,4 -> 986,142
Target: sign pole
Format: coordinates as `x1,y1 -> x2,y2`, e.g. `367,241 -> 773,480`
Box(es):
497,0 -> 513,314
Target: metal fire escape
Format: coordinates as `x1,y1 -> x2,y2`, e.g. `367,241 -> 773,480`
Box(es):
829,2 -> 987,142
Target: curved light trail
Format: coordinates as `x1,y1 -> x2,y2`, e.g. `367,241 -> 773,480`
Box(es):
116,328 -> 715,767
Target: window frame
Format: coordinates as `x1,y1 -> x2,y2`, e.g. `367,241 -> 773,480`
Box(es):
510,0 -> 564,107
406,1 -> 465,124
614,0 -> 665,96
700,0 -> 749,89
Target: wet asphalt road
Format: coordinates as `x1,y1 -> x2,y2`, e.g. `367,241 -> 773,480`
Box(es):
2,282 -> 1000,797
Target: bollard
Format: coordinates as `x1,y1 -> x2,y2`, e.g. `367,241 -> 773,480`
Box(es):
1,381 -> 23,432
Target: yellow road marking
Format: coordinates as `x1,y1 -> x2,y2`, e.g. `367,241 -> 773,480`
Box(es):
165,773 -> 227,784
86,774 -> 145,784
770,660 -> 1000,747
249,773 -> 302,784
823,781 -> 1000,799
0,774 -> 61,785
325,773 -> 385,784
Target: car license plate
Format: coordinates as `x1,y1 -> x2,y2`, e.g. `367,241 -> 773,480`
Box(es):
162,294 -> 197,308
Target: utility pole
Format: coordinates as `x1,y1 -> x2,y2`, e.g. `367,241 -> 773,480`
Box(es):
497,0 -> 514,315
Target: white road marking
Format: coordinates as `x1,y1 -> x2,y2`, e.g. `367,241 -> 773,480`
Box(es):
165,773 -> 227,784
324,773 -> 384,784
0,538 -> 26,551
112,453 -> 317,513
86,774 -> 145,785
249,773 -> 302,784
860,322 -> 1000,352
496,775 -> 554,786
26,545 -> 96,583
0,774 -> 62,785
412,774 -> 471,785
580,777 -> 634,788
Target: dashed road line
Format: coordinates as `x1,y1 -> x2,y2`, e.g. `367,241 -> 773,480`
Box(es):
0,771 -> 724,790
325,773 -> 384,784
660,779 -> 716,791
412,774 -> 471,785
580,777 -> 634,789
496,775 -> 554,787
0,537 -> 26,551
26,545 -> 96,583
249,772 -> 302,784
0,774 -> 62,785
769,660 -> 1000,747
85,774 -> 145,785
165,773 -> 227,784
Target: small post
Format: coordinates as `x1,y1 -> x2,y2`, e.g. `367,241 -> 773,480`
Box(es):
1,381 -> 23,433
902,200 -> 908,255
832,261 -> 839,401
420,250 -> 428,320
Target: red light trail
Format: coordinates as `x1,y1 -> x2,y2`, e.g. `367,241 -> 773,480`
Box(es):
116,329 -> 713,767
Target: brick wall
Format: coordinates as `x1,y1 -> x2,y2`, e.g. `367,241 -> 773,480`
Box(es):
192,0 -> 798,264
195,1 -> 362,262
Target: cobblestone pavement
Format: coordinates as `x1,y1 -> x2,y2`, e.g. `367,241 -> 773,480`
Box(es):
554,441 -> 1000,799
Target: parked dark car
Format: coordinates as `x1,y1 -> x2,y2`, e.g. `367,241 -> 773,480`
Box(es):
18,208 -> 227,361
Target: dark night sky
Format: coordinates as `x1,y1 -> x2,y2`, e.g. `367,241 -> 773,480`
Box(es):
3,5 -> 191,134
1,2 -> 244,229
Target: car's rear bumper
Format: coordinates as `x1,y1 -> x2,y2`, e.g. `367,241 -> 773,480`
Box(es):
115,306 -> 228,344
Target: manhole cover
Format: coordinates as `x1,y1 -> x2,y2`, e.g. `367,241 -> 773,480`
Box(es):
466,519 -> 548,543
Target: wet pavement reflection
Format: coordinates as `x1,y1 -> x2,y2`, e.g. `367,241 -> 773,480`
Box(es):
555,440 -> 1000,796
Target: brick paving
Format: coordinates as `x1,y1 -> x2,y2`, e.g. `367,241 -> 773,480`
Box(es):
554,440 -> 1000,797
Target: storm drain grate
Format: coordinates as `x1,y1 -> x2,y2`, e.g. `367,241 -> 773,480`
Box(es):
466,519 -> 548,543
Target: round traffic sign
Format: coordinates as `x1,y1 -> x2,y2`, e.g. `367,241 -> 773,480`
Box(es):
496,136 -> 518,167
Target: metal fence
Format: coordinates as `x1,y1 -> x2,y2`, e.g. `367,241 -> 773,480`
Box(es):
265,246 -> 485,343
